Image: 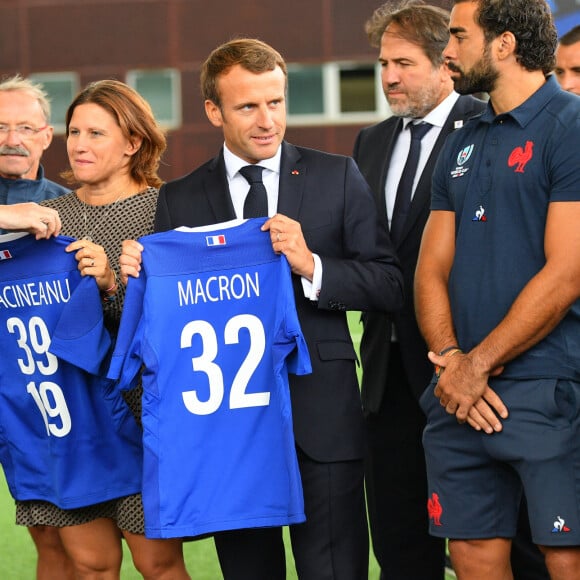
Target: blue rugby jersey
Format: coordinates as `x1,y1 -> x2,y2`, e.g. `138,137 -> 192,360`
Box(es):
0,233 -> 142,508
109,219 -> 311,538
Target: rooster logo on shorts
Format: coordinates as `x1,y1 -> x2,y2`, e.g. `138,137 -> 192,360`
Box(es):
427,493 -> 443,526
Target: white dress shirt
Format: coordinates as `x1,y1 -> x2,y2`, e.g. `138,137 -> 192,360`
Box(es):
384,91 -> 461,228
223,143 -> 321,300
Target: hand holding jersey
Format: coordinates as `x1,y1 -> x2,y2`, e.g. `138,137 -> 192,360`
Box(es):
0,202 -> 61,239
65,237 -> 117,295
261,214 -> 315,280
120,212 -> 315,282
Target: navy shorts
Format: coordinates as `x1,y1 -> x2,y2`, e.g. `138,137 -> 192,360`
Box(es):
419,377 -> 580,546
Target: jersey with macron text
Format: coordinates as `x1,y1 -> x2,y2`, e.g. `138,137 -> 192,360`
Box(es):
109,218 -> 311,538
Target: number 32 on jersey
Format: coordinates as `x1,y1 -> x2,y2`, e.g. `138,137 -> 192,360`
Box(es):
180,314 -> 270,415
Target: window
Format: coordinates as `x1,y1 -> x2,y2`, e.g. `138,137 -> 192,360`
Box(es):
286,62 -> 388,126
287,65 -> 324,115
339,65 -> 376,113
126,69 -> 181,129
28,73 -> 79,134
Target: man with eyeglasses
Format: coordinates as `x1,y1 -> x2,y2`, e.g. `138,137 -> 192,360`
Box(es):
0,73 -> 72,579
0,75 -> 68,210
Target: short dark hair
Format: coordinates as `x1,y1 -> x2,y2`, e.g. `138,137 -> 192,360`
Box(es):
365,0 -> 450,67
201,38 -> 287,108
63,80 -> 166,188
453,0 -> 557,74
559,24 -> 580,47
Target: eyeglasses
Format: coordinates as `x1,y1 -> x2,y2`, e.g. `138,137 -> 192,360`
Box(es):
0,124 -> 49,138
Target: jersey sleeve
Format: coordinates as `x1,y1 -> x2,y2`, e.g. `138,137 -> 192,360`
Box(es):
48,266 -> 111,376
278,257 -> 312,377
430,142 -> 455,212
107,269 -> 147,390
285,331 -> 311,377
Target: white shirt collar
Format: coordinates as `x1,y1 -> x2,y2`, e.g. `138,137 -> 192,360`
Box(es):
402,91 -> 460,130
223,143 -> 282,179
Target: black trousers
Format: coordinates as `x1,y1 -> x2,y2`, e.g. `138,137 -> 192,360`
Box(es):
214,447 -> 369,580
365,343 -> 445,580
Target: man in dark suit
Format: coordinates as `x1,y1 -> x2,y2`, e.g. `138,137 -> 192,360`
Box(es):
120,38 -> 403,580
353,2 -> 486,579
353,2 -> 549,580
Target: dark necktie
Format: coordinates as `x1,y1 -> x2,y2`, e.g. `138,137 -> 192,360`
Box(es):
239,165 -> 268,218
390,121 -> 432,244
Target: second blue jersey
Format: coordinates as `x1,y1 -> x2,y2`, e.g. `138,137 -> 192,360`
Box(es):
109,218 -> 312,538
0,233 -> 142,508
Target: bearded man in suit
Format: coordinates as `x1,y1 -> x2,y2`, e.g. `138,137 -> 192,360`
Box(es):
354,2 -> 549,579
354,2 -> 483,579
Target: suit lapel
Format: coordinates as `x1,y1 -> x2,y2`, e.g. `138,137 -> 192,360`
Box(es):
380,118 -> 404,201
277,142 -> 306,220
406,118 -> 455,226
400,97 -> 477,244
205,150 -> 237,223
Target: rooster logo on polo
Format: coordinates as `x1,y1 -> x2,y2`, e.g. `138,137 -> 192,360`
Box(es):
552,516 -> 571,533
508,140 -> 534,173
427,493 -> 443,526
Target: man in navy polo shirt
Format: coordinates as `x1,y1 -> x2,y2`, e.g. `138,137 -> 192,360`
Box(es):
415,1 -> 580,578
0,74 -> 72,577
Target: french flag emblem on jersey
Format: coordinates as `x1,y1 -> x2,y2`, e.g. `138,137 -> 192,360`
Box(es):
206,234 -> 226,247
0,249 -> 12,260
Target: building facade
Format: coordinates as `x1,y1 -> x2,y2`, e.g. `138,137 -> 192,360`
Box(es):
1,0 -> 576,182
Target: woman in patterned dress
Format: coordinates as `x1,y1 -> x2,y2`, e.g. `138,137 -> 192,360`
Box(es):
20,80 -> 190,579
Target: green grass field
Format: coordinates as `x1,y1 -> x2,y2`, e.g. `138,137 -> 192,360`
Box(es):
0,313 -> 453,578
0,473 -> 382,578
